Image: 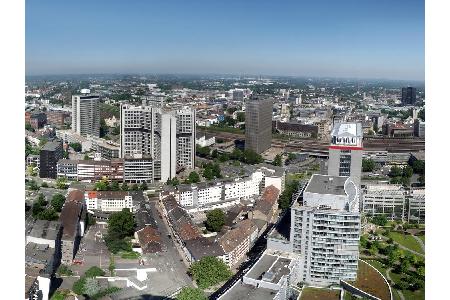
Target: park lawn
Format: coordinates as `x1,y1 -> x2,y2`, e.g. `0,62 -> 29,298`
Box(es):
389,232 -> 424,254
300,287 -> 340,300
365,260 -> 388,277
418,234 -> 425,244
348,261 -> 391,300
402,288 -> 425,300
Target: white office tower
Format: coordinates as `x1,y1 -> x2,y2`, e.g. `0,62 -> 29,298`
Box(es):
120,104 -> 194,182
176,108 -> 196,170
328,122 -> 363,188
72,90 -> 100,137
290,174 -> 361,286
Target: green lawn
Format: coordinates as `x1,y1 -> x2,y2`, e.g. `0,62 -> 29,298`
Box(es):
418,234 -> 425,244
119,251 -> 141,259
366,260 -> 388,277
389,232 -> 424,254
402,288 -> 425,300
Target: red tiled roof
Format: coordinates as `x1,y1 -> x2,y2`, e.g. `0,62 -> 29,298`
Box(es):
67,189 -> 84,202
219,219 -> 258,253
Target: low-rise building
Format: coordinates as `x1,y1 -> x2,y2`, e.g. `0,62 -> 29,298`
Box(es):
250,185 -> 280,225
59,201 -> 85,264
26,220 -> 62,249
272,121 -> 318,138
363,184 -> 406,221
124,155 -> 153,183
219,219 -> 258,268
57,159 -> 124,182
85,190 -> 137,213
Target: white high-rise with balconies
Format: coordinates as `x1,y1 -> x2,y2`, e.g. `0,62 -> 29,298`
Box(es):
290,174 -> 361,286
72,89 -> 100,137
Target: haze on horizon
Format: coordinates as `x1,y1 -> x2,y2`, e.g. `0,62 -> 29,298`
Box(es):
26,0 -> 425,81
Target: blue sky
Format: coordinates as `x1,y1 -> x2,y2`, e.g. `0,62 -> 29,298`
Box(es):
26,0 -> 424,80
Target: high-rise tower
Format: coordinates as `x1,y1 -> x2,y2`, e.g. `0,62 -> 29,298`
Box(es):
72,89 -> 100,137
245,95 -> 273,154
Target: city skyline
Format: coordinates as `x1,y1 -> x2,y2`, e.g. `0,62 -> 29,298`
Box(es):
26,0 -> 424,81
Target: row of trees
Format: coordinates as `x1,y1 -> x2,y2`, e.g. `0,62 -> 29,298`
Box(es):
389,165 -> 413,185
278,180 -> 300,210
94,179 -> 147,191
197,145 -> 263,165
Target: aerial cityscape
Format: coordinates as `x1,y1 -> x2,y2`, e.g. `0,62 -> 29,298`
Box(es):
25,1 -> 425,300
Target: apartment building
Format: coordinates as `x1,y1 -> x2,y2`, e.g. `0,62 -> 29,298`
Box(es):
120,104 -> 195,182
85,191 -> 135,213
72,90 -> 100,137
363,184 -> 406,221
245,95 -> 273,154
290,174 -> 361,286
219,219 -> 258,268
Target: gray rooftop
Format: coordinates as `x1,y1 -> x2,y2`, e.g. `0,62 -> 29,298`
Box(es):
304,174 -> 348,196
41,141 -> 61,151
221,282 -> 278,300
246,254 -> 278,280
331,122 -> 363,138
26,220 -> 61,241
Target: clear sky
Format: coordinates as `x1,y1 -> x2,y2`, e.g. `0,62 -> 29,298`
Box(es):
26,0 -> 424,80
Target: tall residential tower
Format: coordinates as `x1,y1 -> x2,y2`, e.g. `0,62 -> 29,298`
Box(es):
71,89 -> 100,137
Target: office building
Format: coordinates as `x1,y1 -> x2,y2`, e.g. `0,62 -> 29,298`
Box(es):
328,122 -> 363,188
57,159 -> 124,182
401,87 -> 417,106
72,90 -> 100,137
120,104 -> 195,182
414,119 -> 425,138
124,155 -> 154,183
245,95 -> 273,154
408,188 -> 425,224
363,184 -> 406,221
290,174 -> 361,286
39,140 -> 63,179
85,191 -> 135,213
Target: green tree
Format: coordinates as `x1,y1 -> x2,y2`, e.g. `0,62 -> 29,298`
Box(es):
411,160 -> 425,175
110,181 -> 120,191
25,123 -> 34,132
166,177 -> 179,186
95,179 -> 110,191
362,159 -> 375,172
56,177 -> 67,189
196,145 -> 211,158
188,171 -> 201,184
109,256 -> 115,276
83,154 -> 90,160
278,180 -> 299,210
403,166 -> 413,178
84,266 -> 105,278
176,287 -> 207,300
272,154 -> 282,166
121,182 -> 129,191
371,215 -> 388,226
41,182 -> 48,188
205,209 -> 226,232
418,108 -> 425,121
57,264 -> 73,276
389,166 -> 403,177
28,179 -> 40,191
140,182 -> 148,190
69,142 -> 82,152
107,209 -> 135,240
131,184 -> 140,191
100,119 -> 108,138
236,112 -> 245,122
84,277 -> 101,297
38,208 -> 59,221
242,149 -> 263,164
188,256 -> 233,289
51,193 -> 66,212
72,277 -> 86,295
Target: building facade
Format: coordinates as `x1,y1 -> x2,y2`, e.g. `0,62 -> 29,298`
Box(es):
85,191 -> 134,212
72,91 -> 100,137
40,140 -> 63,179
328,122 -> 363,188
363,184 -> 406,221
290,175 -> 361,286
408,188 -> 425,224
57,159 -> 124,182
245,95 -> 273,154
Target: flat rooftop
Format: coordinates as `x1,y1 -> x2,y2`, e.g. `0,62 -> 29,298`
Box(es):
331,122 -> 363,138
246,254 -> 278,280
220,282 -> 278,300
304,174 -> 348,196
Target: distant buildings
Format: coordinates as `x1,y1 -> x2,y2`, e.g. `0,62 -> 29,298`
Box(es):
120,104 -> 196,182
401,87 -> 417,106
245,95 -> 273,154
39,140 -> 63,179
72,90 -> 100,137
272,120 -> 318,139
290,174 -> 360,286
328,122 -> 363,188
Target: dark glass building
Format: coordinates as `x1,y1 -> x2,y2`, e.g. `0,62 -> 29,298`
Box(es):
39,140 -> 63,179
401,87 -> 417,106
